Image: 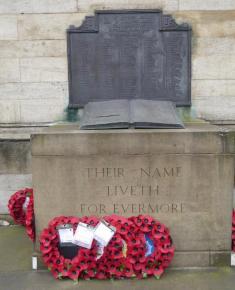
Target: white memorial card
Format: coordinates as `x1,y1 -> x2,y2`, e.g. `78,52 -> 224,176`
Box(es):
94,220 -> 116,246
32,256 -> 37,270
73,222 -> 94,249
58,228 -> 74,244
96,242 -> 105,260
231,253 -> 235,266
23,196 -> 30,211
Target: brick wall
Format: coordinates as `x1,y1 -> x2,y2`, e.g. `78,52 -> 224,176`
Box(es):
0,0 -> 235,123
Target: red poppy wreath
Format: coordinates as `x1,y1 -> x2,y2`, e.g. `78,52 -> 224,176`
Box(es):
8,188 -> 35,241
40,214 -> 175,281
8,188 -> 33,226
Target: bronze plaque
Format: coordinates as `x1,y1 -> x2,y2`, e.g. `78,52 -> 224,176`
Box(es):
67,10 -> 191,107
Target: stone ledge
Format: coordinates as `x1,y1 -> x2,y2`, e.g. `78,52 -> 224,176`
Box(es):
0,126 -> 48,140
31,124 -> 235,156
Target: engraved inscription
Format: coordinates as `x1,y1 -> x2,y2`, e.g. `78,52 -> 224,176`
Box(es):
79,166 -> 187,216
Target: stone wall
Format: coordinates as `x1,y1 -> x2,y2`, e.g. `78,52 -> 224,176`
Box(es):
0,127 -> 46,213
0,0 -> 235,123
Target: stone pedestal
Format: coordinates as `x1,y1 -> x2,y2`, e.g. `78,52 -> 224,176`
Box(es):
31,124 -> 235,267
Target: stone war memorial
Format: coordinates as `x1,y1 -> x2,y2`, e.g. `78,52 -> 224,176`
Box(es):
31,9 -> 235,269
0,1 -> 235,289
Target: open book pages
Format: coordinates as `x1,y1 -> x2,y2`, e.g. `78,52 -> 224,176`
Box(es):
80,99 -> 184,129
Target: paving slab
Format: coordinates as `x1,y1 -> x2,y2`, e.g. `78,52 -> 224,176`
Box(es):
0,268 -> 235,290
0,225 -> 33,272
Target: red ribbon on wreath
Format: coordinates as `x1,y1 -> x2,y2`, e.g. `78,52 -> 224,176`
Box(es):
40,214 -> 175,281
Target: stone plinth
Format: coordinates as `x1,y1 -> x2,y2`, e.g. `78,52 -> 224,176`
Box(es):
31,124 -> 235,267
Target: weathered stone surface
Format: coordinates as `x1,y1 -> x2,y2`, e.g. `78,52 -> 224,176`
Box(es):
170,252 -> 210,267
0,101 -> 20,123
18,13 -> 86,40
0,8 -> 233,124
0,99 -> 67,123
210,251 -> 231,267
0,0 -> 77,14
0,40 -> 66,58
193,97 -> 235,121
0,59 -> 20,83
0,16 -> 17,40
0,127 -> 46,140
193,37 -> 235,56
19,98 -> 67,123
174,11 -> 235,38
77,0 -> 178,12
179,0 -> 235,10
32,125 -> 235,266
20,58 -> 67,82
192,55 -> 235,80
192,80 -> 235,98
0,82 -> 68,100
0,141 -> 31,174
31,125 -> 235,156
0,174 -> 32,213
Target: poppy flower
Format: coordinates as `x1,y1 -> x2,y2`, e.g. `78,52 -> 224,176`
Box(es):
40,236 -> 52,247
42,252 -> 53,263
86,266 -> 97,278
106,215 -> 126,224
133,261 -> 145,271
123,263 -> 135,278
86,216 -> 99,226
68,267 -> 80,281
60,266 -> 69,277
142,215 -> 154,225
152,230 -> 164,241
109,248 -> 123,259
127,254 -> 138,264
95,267 -> 108,280
135,270 -> 145,279
51,266 -> 62,279
153,266 -> 164,278
41,229 -> 57,242
154,222 -> 166,233
142,260 -> 157,276
40,245 -> 53,255
54,255 -> 65,265
108,262 -> 122,277
78,258 -> 89,270
130,215 -> 143,227
160,246 -> 175,256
